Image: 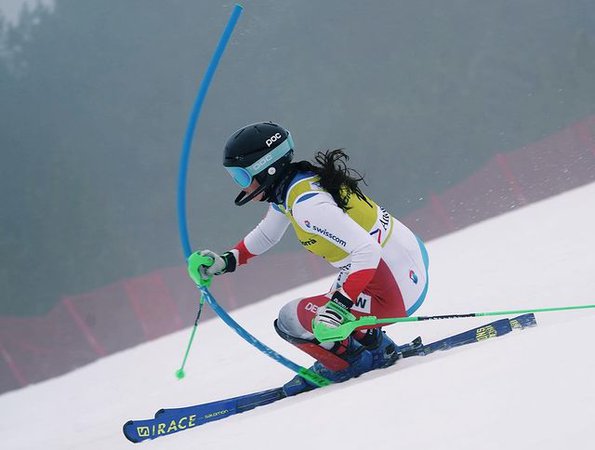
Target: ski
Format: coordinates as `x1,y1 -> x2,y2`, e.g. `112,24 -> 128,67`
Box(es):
401,311 -> 537,357
123,313 -> 536,443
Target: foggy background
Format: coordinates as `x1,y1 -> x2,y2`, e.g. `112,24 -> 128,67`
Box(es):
1,0 -> 594,316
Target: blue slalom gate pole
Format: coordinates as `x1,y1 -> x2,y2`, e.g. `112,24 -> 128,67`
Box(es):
177,4 -> 243,258
175,4 -> 329,387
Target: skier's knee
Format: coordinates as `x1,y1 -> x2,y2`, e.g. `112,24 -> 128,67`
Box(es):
275,298 -> 314,343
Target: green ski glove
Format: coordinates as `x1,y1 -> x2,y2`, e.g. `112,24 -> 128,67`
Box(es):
187,249 -> 237,287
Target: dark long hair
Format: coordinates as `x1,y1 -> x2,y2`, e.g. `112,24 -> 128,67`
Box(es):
294,149 -> 371,211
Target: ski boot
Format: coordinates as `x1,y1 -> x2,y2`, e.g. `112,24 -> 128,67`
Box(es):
282,337 -> 374,396
356,328 -> 400,369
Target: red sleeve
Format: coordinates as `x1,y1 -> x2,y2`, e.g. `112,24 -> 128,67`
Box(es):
233,240 -> 256,266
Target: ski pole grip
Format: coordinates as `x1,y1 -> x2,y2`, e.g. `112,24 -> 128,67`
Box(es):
313,315 -> 380,343
187,253 -> 214,287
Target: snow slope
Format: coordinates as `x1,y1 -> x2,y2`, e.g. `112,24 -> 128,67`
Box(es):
2,182 -> 594,450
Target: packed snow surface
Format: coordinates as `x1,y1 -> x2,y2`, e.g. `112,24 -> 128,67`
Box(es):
2,183 -> 594,450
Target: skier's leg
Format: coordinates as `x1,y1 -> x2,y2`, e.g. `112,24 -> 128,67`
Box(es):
275,296 -> 367,369
277,228 -> 430,388
348,227 -> 430,366
372,221 -> 429,318
276,296 -> 373,387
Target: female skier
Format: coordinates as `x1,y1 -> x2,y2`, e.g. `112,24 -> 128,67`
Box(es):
188,121 -> 429,392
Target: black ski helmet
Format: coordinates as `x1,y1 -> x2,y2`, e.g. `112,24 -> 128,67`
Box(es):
223,122 -> 294,206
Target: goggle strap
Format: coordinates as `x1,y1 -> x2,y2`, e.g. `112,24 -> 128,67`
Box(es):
245,135 -> 294,176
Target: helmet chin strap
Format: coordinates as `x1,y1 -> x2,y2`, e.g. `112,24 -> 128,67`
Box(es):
234,183 -> 269,206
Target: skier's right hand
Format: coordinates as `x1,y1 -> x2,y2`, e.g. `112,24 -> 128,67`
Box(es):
198,249 -> 237,277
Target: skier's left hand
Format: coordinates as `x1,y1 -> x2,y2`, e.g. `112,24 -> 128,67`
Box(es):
313,290 -> 357,329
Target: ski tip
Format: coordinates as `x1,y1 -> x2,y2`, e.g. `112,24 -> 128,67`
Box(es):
123,420 -> 140,443
510,313 -> 538,330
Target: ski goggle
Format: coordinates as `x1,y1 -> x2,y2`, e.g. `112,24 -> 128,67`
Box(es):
225,135 -> 294,188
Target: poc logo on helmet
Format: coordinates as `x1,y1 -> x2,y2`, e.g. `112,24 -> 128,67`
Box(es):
265,132 -> 282,147
252,154 -> 273,171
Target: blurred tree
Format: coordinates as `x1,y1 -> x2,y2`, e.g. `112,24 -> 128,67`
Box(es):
1,0 -> 594,314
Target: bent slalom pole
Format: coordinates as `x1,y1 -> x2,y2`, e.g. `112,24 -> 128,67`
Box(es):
175,5 -> 330,387
174,4 -> 243,380
313,303 -> 595,343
